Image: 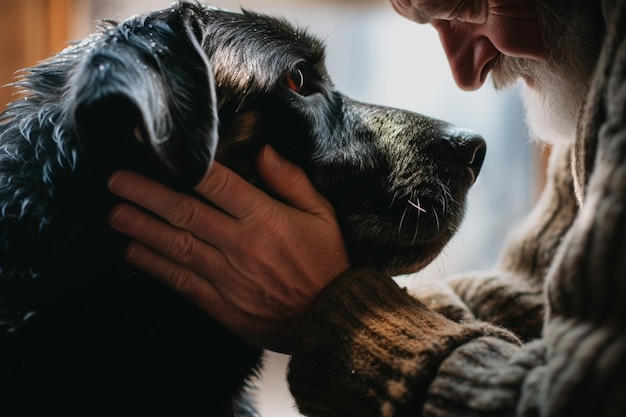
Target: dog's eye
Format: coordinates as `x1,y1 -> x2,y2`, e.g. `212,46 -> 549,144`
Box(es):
286,64 -> 306,94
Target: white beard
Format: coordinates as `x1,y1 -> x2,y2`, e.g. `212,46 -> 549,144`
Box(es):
520,69 -> 586,146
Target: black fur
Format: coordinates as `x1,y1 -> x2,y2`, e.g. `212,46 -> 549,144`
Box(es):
0,2 -> 486,416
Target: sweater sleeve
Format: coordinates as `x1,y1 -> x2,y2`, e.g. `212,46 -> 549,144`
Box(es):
288,269 -> 526,417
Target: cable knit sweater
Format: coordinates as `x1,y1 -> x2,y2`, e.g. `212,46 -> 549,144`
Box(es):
287,1 -> 626,416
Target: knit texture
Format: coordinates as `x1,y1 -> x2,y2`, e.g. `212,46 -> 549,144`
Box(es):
289,270 -> 519,417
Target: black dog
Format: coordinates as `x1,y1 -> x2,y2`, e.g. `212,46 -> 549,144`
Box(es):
0,2 -> 486,415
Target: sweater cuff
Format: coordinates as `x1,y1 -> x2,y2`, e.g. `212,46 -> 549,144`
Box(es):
423,337 -> 539,416
288,269 -> 520,417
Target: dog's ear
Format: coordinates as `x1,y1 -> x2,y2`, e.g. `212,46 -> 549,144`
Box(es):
69,13 -> 217,189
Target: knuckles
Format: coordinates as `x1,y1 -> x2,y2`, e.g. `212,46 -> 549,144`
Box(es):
166,230 -> 200,264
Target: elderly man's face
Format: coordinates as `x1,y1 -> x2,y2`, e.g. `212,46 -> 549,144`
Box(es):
389,0 -> 545,91
390,0 -> 597,144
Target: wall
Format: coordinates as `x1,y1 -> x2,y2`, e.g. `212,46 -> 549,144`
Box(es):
0,0 -> 92,112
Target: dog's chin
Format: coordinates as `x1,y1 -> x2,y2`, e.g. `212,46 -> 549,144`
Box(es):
349,238 -> 449,276
345,209 -> 460,275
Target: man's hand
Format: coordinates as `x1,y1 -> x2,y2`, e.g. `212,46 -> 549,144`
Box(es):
107,145 -> 350,353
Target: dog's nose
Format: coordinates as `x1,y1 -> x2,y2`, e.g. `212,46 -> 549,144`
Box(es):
443,128 -> 487,182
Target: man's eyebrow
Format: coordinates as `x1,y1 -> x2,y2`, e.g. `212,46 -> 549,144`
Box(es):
413,11 -> 432,24
411,2 -> 453,24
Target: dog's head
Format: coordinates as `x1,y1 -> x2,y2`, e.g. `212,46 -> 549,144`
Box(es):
69,1 -> 485,275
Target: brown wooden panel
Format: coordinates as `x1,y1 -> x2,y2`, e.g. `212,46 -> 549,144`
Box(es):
0,0 -> 79,112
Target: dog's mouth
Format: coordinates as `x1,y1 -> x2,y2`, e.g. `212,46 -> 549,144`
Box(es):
335,188 -> 467,274
343,197 -> 465,274
328,127 -> 487,275
386,191 -> 441,229
392,195 -> 462,244
394,132 -> 486,243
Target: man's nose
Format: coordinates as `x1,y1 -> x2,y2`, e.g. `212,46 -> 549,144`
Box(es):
432,21 -> 499,91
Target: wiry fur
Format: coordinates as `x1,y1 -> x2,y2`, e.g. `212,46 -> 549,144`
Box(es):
0,2 -> 485,415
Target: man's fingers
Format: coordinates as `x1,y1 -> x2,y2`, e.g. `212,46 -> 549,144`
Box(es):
192,161 -> 276,219
257,145 -> 336,217
108,203 -> 228,276
121,240 -> 225,316
108,170 -> 246,243
109,147 -> 332,225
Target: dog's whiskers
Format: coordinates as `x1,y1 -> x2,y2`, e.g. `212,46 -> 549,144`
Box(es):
389,191 -> 399,211
399,206 -> 408,235
433,209 -> 441,231
437,179 -> 458,215
408,199 -> 427,213
411,215 -> 420,245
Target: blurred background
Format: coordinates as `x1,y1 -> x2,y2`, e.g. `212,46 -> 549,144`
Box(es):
1,1 -> 546,415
